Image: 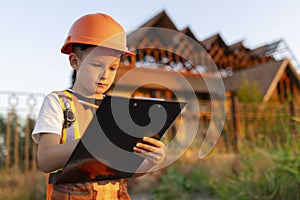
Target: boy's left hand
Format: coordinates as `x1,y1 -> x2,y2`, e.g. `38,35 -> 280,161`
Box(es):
133,137 -> 165,165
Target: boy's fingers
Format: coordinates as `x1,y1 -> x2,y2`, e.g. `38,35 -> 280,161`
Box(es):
133,148 -> 159,161
142,137 -> 164,148
133,136 -> 165,164
134,145 -> 162,155
135,142 -> 158,153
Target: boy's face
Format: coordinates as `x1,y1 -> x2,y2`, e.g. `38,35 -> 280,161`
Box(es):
72,46 -> 121,98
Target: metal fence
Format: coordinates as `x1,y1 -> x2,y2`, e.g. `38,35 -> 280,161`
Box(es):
0,90 -> 298,172
0,91 -> 44,172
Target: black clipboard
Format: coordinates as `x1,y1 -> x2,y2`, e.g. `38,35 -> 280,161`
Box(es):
54,95 -> 187,185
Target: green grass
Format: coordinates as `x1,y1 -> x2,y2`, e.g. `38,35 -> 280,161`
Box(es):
151,126 -> 300,200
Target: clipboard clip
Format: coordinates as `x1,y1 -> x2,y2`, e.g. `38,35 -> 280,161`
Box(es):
132,96 -> 165,101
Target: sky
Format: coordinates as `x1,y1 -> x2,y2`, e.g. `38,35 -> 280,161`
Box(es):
1,0 -> 300,95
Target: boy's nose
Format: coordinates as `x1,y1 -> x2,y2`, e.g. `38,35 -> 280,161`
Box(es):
100,68 -> 109,79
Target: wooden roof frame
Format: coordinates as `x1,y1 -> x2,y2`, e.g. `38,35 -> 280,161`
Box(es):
264,59 -> 300,102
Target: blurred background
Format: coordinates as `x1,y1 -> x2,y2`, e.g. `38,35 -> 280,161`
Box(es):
1,1 -> 300,199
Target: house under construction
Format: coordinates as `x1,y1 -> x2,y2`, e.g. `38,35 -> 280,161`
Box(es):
107,10 -> 300,152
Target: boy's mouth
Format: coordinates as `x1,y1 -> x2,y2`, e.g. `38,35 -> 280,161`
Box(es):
96,82 -> 107,87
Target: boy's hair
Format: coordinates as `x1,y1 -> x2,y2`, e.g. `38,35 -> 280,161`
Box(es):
72,43 -> 96,60
71,70 -> 77,88
70,44 -> 95,88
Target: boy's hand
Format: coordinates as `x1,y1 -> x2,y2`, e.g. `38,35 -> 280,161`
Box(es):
133,137 -> 165,165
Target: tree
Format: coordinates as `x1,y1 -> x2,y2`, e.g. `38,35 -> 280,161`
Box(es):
236,75 -> 262,102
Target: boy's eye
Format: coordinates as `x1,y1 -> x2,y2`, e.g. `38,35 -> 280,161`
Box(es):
91,63 -> 103,68
110,66 -> 117,71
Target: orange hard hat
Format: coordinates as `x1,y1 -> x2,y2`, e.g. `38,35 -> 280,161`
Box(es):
61,13 -> 134,56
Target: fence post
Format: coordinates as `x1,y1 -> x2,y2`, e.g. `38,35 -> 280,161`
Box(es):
289,100 -> 297,134
1,91 -> 44,172
5,112 -> 11,172
13,113 -> 19,172
25,116 -> 30,173
231,94 -> 240,152
31,143 -> 37,171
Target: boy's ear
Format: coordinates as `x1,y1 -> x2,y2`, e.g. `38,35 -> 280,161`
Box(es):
69,53 -> 80,70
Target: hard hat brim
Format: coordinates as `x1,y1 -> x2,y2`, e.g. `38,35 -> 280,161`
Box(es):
61,42 -> 135,57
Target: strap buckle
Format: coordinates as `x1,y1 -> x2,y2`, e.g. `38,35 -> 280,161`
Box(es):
63,108 -> 76,128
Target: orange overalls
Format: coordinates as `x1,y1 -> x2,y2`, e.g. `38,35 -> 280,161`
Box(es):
45,90 -> 130,200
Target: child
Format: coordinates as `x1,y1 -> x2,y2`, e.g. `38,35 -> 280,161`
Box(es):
32,13 -> 165,200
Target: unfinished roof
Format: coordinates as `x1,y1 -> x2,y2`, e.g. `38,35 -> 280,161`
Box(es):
248,45 -> 269,58
223,59 -> 299,101
122,10 -> 300,101
138,10 -> 178,30
180,27 -> 199,42
127,10 -> 282,71
201,33 -> 227,50
228,41 -> 250,52
113,66 -> 222,94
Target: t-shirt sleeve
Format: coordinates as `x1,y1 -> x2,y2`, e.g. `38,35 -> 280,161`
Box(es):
32,93 -> 64,143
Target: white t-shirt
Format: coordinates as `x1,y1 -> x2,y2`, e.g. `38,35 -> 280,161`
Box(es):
32,93 -> 64,143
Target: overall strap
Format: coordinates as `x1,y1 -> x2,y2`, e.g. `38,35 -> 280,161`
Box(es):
48,90 -> 80,184
53,90 -> 80,143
